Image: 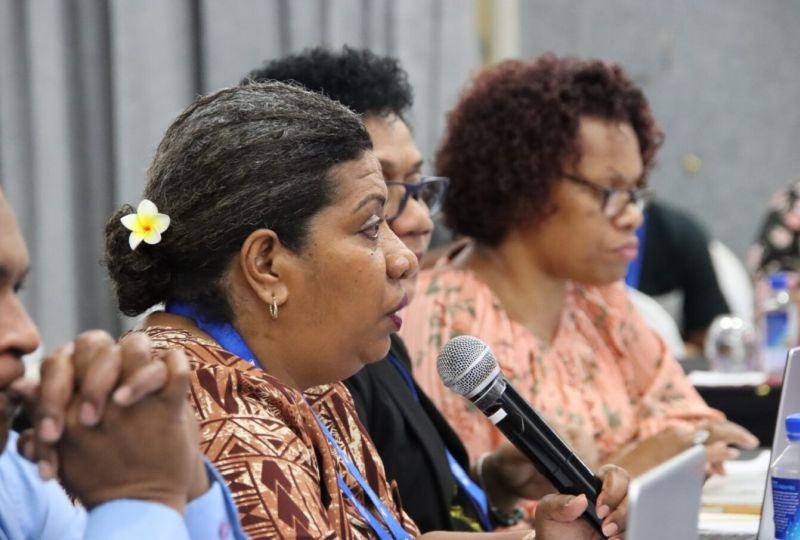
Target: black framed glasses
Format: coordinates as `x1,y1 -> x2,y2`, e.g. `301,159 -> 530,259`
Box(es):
385,176 -> 449,222
563,173 -> 654,219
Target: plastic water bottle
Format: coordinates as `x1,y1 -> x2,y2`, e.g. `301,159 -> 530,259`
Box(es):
771,414 -> 800,539
760,272 -> 798,378
704,315 -> 758,372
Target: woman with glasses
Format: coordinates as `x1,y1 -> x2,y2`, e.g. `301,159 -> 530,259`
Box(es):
401,54 -> 758,484
245,47 -> 601,535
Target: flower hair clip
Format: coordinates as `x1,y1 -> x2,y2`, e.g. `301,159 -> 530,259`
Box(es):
120,199 -> 171,250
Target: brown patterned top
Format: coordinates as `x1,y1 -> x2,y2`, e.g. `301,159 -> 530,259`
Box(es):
142,327 -> 419,539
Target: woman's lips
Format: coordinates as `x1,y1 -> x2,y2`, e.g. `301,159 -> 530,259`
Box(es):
612,241 -> 639,261
617,246 -> 639,261
388,312 -> 403,331
387,293 -> 409,331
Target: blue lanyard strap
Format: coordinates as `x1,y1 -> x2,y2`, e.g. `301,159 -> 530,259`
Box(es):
386,354 -> 420,400
165,302 -> 409,538
625,212 -> 648,289
310,408 -> 411,540
387,352 -> 492,531
165,302 -> 263,369
335,472 -> 394,540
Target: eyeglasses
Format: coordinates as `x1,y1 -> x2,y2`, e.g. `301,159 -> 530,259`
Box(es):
563,173 -> 654,219
385,176 -> 449,222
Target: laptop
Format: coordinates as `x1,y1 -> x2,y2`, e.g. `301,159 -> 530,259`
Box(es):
755,346 -> 800,539
626,444 -> 706,539
626,347 -> 800,540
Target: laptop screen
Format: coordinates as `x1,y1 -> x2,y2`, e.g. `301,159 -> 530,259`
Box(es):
702,347 -> 800,539
628,348 -> 799,540
758,347 -> 800,539
626,444 -> 706,540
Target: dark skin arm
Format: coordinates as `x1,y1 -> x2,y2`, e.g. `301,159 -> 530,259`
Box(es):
606,422 -> 758,478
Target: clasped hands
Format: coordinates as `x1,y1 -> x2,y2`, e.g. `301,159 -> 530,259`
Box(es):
11,331 -> 207,513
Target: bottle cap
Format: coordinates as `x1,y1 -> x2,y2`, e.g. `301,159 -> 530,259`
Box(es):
786,413 -> 800,441
770,272 -> 790,290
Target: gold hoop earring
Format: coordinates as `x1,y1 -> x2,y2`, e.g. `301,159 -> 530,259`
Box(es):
269,294 -> 279,320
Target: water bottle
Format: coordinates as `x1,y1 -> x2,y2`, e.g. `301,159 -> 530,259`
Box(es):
771,413 -> 800,539
704,315 -> 758,372
760,272 -> 798,378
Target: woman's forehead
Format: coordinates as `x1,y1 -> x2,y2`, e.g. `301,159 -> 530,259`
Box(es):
330,151 -> 383,189
311,152 -> 384,218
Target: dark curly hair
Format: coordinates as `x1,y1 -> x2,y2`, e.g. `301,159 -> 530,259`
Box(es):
243,46 -> 413,118
104,81 -> 371,320
437,54 -> 664,246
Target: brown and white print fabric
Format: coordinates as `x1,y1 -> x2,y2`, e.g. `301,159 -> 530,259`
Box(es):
142,327 -> 419,539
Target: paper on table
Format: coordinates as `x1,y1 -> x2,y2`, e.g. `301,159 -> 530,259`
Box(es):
702,449 -> 771,513
688,370 -> 768,387
698,451 -> 768,535
698,512 -> 760,535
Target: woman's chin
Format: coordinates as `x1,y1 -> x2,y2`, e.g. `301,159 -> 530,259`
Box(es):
365,338 -> 393,367
579,266 -> 629,286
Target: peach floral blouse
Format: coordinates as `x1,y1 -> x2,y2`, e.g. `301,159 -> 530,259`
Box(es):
400,264 -> 723,464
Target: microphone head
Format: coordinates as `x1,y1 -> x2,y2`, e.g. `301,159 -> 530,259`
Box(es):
436,335 -> 500,398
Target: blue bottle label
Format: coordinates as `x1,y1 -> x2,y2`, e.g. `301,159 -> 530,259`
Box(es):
766,311 -> 791,346
772,476 -> 800,538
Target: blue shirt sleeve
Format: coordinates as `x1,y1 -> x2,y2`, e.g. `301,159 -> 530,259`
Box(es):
0,433 -> 246,540
84,500 -> 189,540
0,431 -> 86,540
183,460 -> 248,540
84,459 -> 247,540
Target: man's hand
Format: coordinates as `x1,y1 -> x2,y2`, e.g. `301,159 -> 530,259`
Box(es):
30,331 -> 172,449
20,330 -> 208,510
534,464 -> 628,540
58,332 -> 204,511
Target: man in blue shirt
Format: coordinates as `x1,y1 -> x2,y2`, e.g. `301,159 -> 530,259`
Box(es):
0,187 -> 247,539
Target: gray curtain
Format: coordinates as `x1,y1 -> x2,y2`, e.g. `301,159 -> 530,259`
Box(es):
518,0 -> 800,263
0,0 -> 480,349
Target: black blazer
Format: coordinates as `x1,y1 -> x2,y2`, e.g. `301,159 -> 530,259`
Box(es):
343,334 -> 479,532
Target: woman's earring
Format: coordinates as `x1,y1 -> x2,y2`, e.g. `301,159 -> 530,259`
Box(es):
269,293 -> 279,320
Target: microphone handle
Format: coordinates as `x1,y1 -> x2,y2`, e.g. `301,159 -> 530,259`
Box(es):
485,383 -> 605,536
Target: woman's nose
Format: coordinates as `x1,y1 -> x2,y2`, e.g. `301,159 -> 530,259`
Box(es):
384,226 -> 419,281
614,199 -> 645,231
389,196 -> 434,238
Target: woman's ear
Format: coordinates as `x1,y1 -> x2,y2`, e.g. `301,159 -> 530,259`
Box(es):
239,229 -> 289,306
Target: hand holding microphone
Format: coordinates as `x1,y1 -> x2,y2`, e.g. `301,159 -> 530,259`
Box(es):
437,335 -> 608,536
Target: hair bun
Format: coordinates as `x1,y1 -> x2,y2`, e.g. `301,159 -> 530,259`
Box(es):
104,205 -> 171,316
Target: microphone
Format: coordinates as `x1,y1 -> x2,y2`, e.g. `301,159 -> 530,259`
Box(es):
437,335 -> 605,535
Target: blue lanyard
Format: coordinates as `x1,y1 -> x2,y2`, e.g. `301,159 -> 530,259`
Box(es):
625,212 -> 648,289
165,302 -> 262,367
387,353 -> 493,531
310,408 -> 411,539
164,302 -> 410,539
